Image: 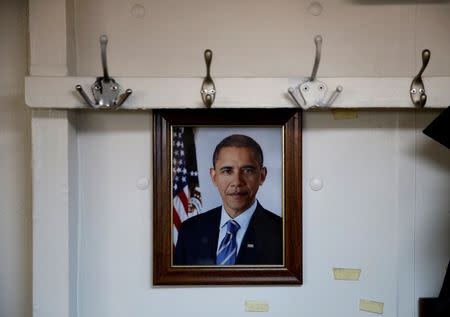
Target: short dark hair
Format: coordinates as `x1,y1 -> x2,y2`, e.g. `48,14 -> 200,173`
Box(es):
212,134 -> 264,167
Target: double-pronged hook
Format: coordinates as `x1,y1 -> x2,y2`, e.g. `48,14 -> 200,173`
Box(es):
410,49 -> 430,108
75,35 -> 132,110
288,35 -> 343,109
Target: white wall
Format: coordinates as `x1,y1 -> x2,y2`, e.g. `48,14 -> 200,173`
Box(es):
33,0 -> 450,315
74,110 -> 449,317
0,1 -> 31,317
3,0 -> 450,317
73,0 -> 450,77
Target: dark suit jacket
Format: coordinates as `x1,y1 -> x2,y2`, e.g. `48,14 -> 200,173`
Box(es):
174,202 -> 282,265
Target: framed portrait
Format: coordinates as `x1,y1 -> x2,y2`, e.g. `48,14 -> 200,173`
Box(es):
153,109 -> 302,285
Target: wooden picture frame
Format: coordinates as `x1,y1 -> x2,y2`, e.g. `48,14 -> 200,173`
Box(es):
153,109 -> 302,285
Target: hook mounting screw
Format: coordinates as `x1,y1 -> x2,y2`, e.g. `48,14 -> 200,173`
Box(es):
410,49 -> 430,108
288,35 -> 343,109
200,49 -> 216,108
75,35 -> 133,110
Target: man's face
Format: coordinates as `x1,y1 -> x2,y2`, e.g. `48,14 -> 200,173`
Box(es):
210,146 -> 267,218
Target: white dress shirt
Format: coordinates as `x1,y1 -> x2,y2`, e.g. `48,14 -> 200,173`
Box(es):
216,200 -> 258,255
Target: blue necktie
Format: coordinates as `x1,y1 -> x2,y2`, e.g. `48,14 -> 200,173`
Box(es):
216,220 -> 241,265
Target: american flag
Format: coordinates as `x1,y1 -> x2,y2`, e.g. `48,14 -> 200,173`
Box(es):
172,127 -> 202,247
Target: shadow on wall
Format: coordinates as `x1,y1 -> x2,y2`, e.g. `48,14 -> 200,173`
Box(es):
415,140 -> 450,171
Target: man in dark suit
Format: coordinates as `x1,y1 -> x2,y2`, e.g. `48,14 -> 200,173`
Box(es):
174,134 -> 282,265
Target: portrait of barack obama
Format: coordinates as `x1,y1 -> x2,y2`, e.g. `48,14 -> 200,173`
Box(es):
174,134 -> 283,266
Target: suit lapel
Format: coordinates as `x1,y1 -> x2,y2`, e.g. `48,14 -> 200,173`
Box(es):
236,204 -> 262,264
204,207 -> 221,263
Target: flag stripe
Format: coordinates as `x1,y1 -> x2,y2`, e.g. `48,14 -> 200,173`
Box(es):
178,190 -> 189,216
172,127 -> 202,248
173,207 -> 182,230
172,226 -> 179,248
173,196 -> 188,222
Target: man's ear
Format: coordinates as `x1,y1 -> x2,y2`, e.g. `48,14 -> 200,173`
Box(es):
209,168 -> 217,186
259,166 -> 267,185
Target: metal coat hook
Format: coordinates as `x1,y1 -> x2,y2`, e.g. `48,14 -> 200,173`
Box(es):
288,35 -> 343,109
200,49 -> 216,108
410,49 -> 430,108
75,35 -> 132,110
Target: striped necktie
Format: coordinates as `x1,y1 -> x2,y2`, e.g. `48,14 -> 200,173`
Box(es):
216,220 -> 241,265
